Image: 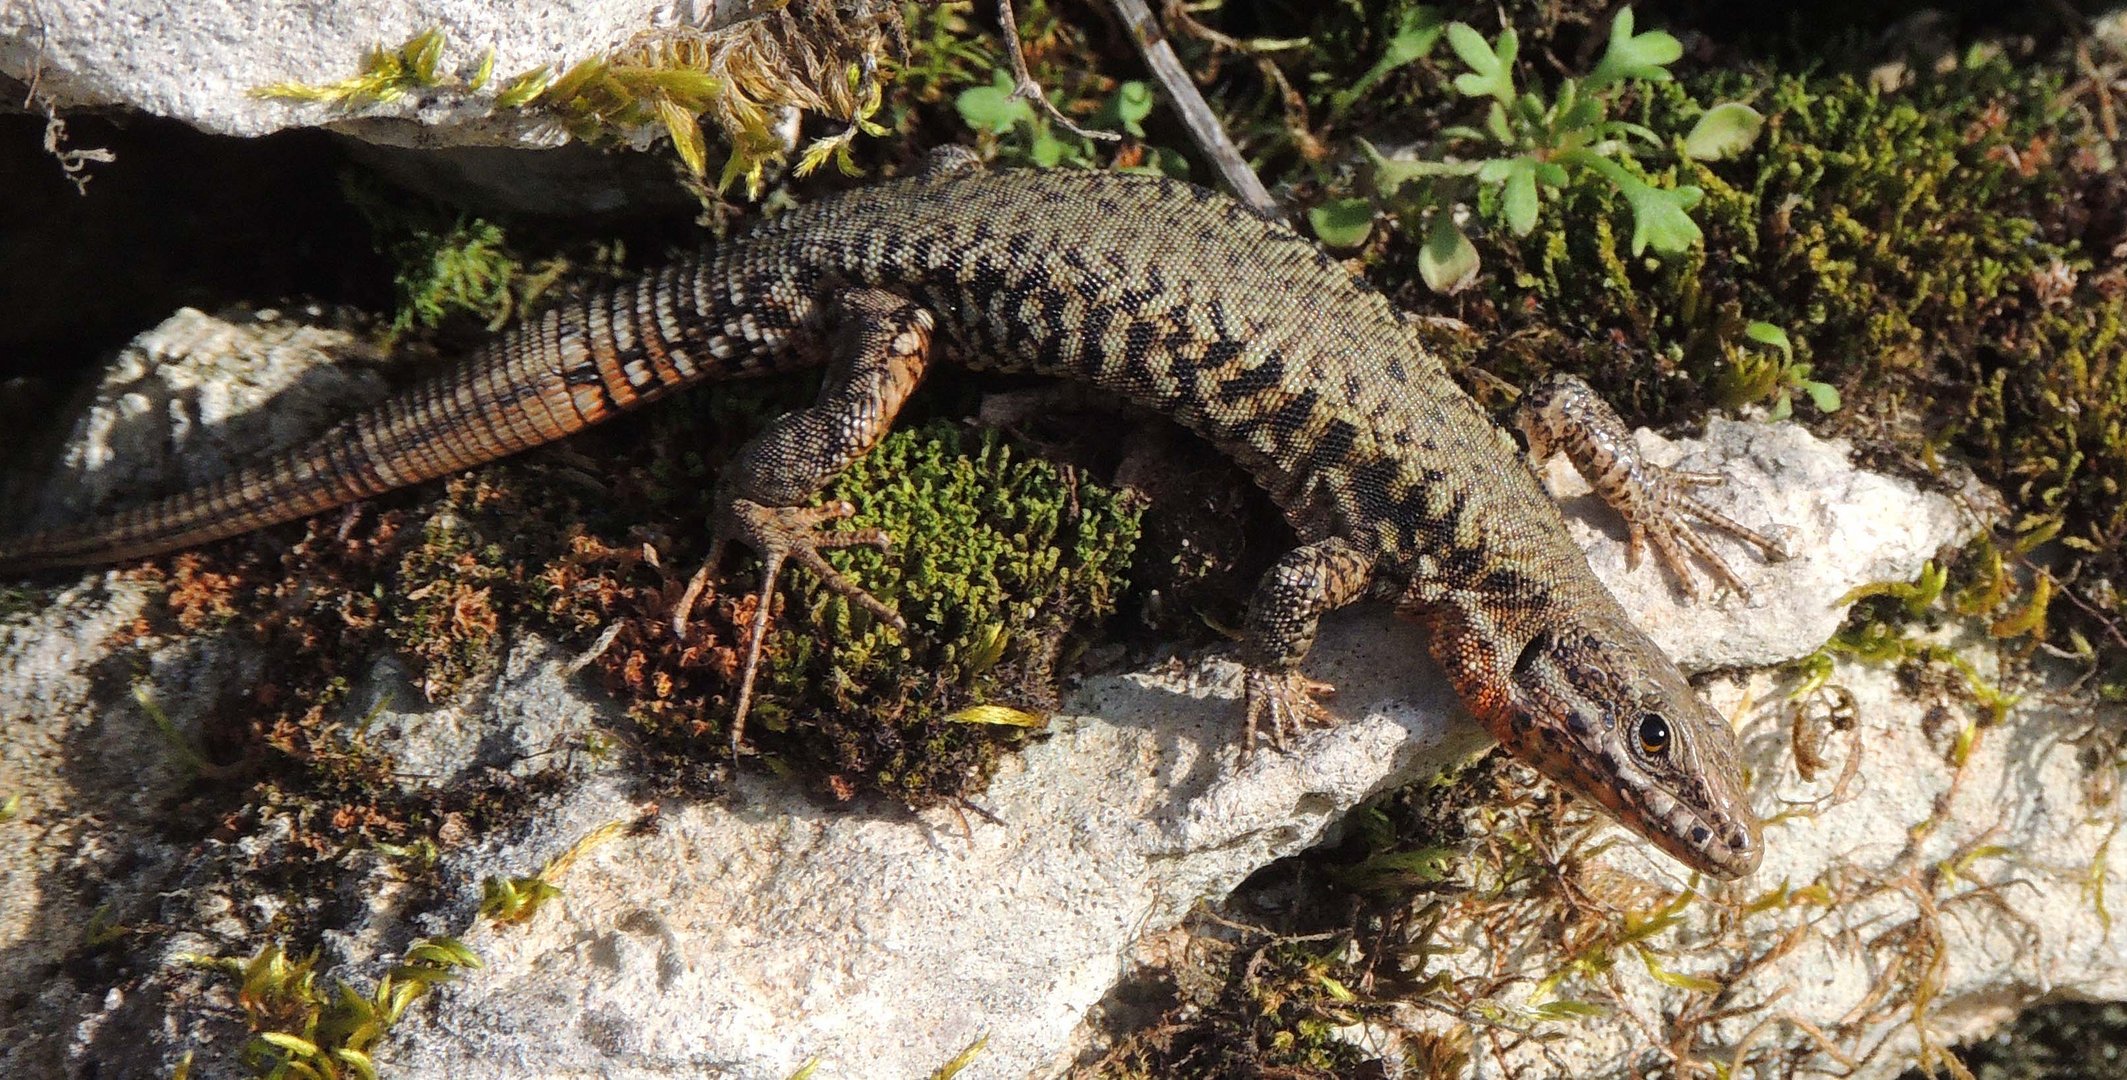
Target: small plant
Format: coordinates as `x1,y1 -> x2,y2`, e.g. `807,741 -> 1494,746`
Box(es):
1351,7 -> 1762,292
257,16 -> 901,197
479,874 -> 563,926
480,820 -> 626,926
955,71 -> 1185,175
1715,321 -> 1841,420
360,207 -> 557,337
255,29 -> 452,107
182,937 -> 481,1080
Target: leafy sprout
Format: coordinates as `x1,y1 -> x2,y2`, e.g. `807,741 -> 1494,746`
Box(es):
955,70 -> 1183,175
1716,321 -> 1842,420
1350,6 -> 1761,294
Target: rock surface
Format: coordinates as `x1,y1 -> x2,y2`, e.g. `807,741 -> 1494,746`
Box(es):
10,306 -> 2089,1079
0,1 -> 697,140
24,306 -> 389,530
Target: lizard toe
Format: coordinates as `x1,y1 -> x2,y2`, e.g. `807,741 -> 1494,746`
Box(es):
1242,668 -> 1339,757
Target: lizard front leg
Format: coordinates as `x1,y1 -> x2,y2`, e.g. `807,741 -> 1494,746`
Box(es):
1239,536 -> 1377,752
676,287 -> 934,751
1517,373 -> 1790,600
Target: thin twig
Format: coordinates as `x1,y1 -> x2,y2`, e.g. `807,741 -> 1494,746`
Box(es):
1104,0 -> 1281,219
995,0 -> 1119,143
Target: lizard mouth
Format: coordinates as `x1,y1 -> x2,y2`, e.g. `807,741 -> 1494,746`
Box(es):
1612,781 -> 1761,879
1498,715 -> 1762,879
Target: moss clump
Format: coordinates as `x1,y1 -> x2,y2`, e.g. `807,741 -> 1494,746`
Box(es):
381,490 -> 520,701
342,179 -> 586,340
545,415 -> 1144,806
769,423 -> 1143,800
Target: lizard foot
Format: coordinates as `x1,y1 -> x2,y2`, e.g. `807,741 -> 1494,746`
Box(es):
1518,373 -> 1792,601
1242,668 -> 1338,755
1618,464 -> 1793,602
675,498 -> 902,753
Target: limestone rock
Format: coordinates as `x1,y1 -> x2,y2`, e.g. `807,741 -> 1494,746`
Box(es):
0,1 -> 699,141
25,305 -> 388,531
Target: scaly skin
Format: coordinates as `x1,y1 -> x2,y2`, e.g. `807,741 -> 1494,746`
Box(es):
0,154 -> 1763,878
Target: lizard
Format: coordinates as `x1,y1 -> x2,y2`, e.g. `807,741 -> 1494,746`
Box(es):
0,150 -> 1774,879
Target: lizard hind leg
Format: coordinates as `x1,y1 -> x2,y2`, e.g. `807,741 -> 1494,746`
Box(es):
678,287 -> 935,753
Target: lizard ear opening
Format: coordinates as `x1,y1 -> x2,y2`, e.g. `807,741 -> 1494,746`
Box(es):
1511,628 -> 1551,683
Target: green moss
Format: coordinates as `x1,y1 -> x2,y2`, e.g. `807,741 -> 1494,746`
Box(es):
759,423 -> 1142,801
545,409 -> 1144,806
179,936 -> 480,1080
342,179 -> 579,339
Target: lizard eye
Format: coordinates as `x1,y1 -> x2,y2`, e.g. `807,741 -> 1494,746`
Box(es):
1636,713 -> 1671,757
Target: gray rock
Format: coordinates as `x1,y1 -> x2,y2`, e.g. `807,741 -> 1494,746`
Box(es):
0,1 -> 701,140
370,421 -> 1999,1080
26,305 -> 389,531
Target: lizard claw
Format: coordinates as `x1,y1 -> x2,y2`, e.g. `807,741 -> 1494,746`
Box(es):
1619,462 -> 1793,602
678,497 -> 904,754
1241,668 -> 1338,756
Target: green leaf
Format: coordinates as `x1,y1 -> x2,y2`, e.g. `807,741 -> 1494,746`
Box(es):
1307,198 -> 1375,248
1627,181 -> 1703,254
1683,102 -> 1765,160
1097,80 -> 1155,137
955,71 -> 1029,135
1484,99 -> 1513,143
1029,126 -> 1068,167
333,1049 -> 380,1080
656,99 -> 709,177
1418,213 -> 1480,294
1744,320 -> 1793,362
1446,23 -> 1516,104
493,66 -> 550,109
1500,159 -> 1541,234
1360,139 -> 1482,196
1331,5 -> 1446,114
1532,999 -> 1608,1021
1803,380 -> 1843,413
1585,6 -> 1681,91
257,1032 -> 323,1057
1637,946 -> 1723,992
1560,151 -> 1703,254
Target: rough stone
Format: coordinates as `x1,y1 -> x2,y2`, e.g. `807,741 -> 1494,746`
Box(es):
0,1 -> 702,141
24,305 -> 389,531
366,421 -> 2004,1080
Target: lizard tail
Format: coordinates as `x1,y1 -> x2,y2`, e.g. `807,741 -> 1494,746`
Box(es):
0,263 -> 769,574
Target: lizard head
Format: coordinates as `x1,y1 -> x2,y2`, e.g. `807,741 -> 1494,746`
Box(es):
1455,616 -> 1763,879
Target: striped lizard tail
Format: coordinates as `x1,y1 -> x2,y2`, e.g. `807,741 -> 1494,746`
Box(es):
0,263 -> 765,574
